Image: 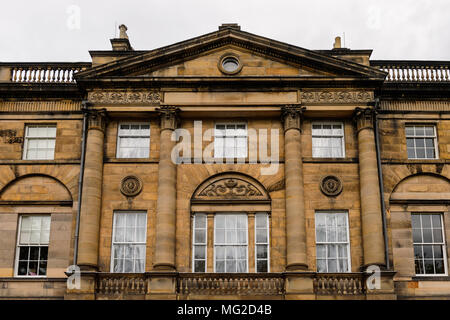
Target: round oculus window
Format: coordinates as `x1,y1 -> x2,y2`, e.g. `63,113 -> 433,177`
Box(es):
219,55 -> 242,75
222,57 -> 239,72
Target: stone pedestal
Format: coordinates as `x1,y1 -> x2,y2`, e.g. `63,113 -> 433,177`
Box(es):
153,106 -> 179,271
64,271 -> 97,300
284,272 -> 315,300
282,105 -> 308,271
365,271 -> 397,300
354,108 -> 386,268
146,272 -> 178,300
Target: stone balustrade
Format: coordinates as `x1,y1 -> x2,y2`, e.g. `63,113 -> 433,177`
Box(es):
92,272 -> 374,298
0,63 -> 91,83
96,273 -> 147,295
313,273 -> 366,296
371,60 -> 450,82
178,273 -> 285,296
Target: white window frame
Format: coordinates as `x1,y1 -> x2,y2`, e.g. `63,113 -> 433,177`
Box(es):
14,215 -> 51,278
315,211 -> 351,273
116,122 -> 151,159
22,124 -> 57,160
405,125 -> 439,160
255,213 -> 270,273
311,122 -> 345,158
192,213 -> 207,273
214,123 -> 248,159
110,211 -> 147,273
412,213 -> 448,276
213,213 -> 249,273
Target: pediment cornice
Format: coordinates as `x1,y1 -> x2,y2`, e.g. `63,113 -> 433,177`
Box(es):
76,28 -> 387,81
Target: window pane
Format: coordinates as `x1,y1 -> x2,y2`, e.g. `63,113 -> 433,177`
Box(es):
216,260 -> 225,272
111,212 -> 147,273
317,259 -> 327,273
328,259 -> 337,273
256,229 -> 267,243
195,230 -> 206,244
194,260 -> 205,272
256,245 -> 267,259
413,228 -> 422,243
194,245 -> 206,259
257,260 -> 268,273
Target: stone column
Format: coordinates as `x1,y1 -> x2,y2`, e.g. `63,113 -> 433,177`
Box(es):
153,106 -> 179,270
77,110 -> 107,270
282,105 -> 308,271
354,108 -> 386,268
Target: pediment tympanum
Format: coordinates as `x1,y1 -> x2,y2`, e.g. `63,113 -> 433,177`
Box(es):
192,173 -> 270,202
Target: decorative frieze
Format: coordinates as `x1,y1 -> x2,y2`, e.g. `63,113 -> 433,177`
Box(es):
0,130 -> 23,144
88,90 -> 162,104
301,91 -> 374,104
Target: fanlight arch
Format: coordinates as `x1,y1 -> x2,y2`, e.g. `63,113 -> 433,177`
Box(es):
191,172 -> 270,203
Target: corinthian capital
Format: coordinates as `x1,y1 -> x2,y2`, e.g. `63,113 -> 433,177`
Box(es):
281,104 -> 305,131
86,109 -> 108,132
157,106 -> 179,131
353,107 -> 376,132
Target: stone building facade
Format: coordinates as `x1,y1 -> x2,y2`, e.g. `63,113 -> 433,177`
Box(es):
0,24 -> 449,299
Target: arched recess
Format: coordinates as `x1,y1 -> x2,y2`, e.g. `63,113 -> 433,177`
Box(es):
388,173 -> 450,278
0,174 -> 73,205
191,172 -> 271,212
390,173 -> 450,204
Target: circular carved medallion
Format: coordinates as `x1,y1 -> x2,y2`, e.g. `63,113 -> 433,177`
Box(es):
320,175 -> 343,197
120,175 -> 143,197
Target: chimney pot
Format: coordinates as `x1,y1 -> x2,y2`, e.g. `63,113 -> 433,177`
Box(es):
333,36 -> 342,49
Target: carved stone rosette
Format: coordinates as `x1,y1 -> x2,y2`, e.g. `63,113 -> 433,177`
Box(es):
320,175 -> 343,197
87,109 -> 108,132
281,104 -> 305,131
158,106 -> 180,131
301,91 -> 374,104
88,90 -> 162,104
120,175 -> 143,197
353,107 -> 376,132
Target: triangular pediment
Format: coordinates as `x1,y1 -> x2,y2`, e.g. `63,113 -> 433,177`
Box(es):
76,27 -> 386,81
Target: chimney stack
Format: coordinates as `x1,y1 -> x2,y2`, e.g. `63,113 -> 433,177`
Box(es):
110,24 -> 133,51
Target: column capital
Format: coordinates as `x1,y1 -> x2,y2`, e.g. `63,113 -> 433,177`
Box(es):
157,106 -> 180,131
281,104 -> 306,132
86,109 -> 108,133
353,107 -> 376,133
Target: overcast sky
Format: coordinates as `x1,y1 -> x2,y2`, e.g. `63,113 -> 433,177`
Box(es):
1,0 -> 449,62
